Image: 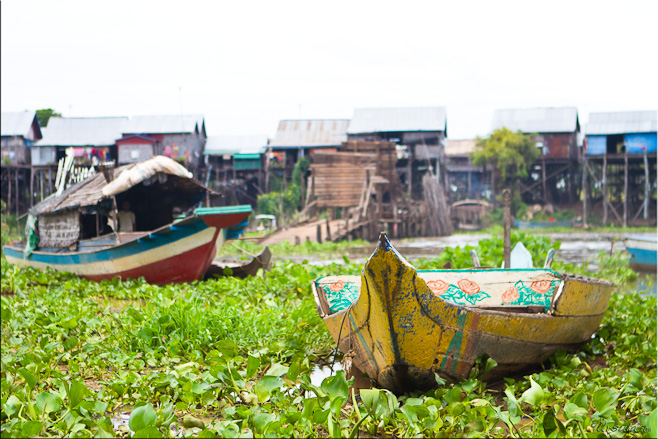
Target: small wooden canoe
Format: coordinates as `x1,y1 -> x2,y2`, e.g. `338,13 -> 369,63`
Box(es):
204,245 -> 273,280
312,233 -> 613,393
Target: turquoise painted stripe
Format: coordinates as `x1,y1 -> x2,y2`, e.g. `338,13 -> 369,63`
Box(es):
3,217 -> 209,266
349,314 -> 378,375
195,205 -> 252,215
417,268 -> 561,277
627,247 -> 657,266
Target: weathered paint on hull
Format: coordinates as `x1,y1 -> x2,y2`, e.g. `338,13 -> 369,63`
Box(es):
314,234 -> 613,393
3,206 -> 251,284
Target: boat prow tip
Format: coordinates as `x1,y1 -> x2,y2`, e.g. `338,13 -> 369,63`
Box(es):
378,231 -> 391,249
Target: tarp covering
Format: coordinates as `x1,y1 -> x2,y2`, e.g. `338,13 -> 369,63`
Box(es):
30,156 -> 202,216
102,156 -> 193,197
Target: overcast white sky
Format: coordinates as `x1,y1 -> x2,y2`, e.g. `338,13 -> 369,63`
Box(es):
2,0 -> 657,140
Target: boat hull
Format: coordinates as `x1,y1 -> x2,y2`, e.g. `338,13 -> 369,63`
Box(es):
3,206 -> 251,284
625,235 -> 657,272
313,234 -> 613,393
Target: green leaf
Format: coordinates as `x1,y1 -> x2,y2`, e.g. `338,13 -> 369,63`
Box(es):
253,413 -> 275,433
18,368 -> 37,390
570,392 -> 588,409
22,421 -> 43,436
61,317 -> 78,329
564,402 -> 587,421
63,336 -> 79,351
133,426 -> 163,438
246,355 -> 260,379
400,405 -> 419,425
126,307 -> 145,322
181,414 -> 205,429
519,376 -> 545,407
287,358 -> 301,383
253,383 -> 271,403
36,392 -> 62,413
216,340 -> 238,359
321,370 -> 349,401
265,362 -> 289,377
483,357 -> 498,375
640,409 -> 657,438
1,304 -> 11,322
68,380 -> 87,409
259,375 -> 284,392
542,410 -> 565,436
3,395 -> 22,417
360,388 -> 380,414
129,403 -> 157,432
593,388 -> 619,412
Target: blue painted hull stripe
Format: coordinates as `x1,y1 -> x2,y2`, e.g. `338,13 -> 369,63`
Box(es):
627,247 -> 657,266
4,218 -> 209,266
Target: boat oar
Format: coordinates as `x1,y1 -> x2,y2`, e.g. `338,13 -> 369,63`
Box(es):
470,249 -> 481,268
544,249 -> 556,269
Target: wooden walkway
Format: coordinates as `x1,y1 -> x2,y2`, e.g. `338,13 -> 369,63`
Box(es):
259,218 -> 347,246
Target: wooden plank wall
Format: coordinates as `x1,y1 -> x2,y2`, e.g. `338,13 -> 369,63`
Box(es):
310,152 -> 377,208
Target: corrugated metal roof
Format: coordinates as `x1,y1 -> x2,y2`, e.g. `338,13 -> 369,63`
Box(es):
269,119 -> 349,147
586,111 -> 657,135
347,107 -> 447,134
491,107 -> 579,133
1,111 -> 39,137
123,114 -> 204,134
445,139 -> 477,156
203,135 -> 268,155
38,117 -> 128,147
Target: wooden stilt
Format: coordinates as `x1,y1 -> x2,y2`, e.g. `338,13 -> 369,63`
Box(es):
503,189 -> 511,268
30,168 -> 34,207
644,148 -> 649,220
542,158 -> 547,203
407,145 -> 413,195
15,168 -> 19,218
8,168 -> 12,216
623,151 -> 628,227
602,154 -> 607,225
582,159 -> 588,228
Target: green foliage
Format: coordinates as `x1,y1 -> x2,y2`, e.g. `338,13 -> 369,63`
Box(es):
257,157 -> 311,218
1,233 -> 655,438
472,127 -> 539,182
35,108 -> 61,127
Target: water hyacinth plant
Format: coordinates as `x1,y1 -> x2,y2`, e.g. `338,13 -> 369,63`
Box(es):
1,233 -> 656,438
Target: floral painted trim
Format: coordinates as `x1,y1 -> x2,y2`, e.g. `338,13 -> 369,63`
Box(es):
321,280 -> 359,313
500,280 -> 557,311
427,279 -> 491,306
427,278 -> 558,311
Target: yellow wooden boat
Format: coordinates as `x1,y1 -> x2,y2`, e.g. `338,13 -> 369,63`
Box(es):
312,233 -> 613,393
